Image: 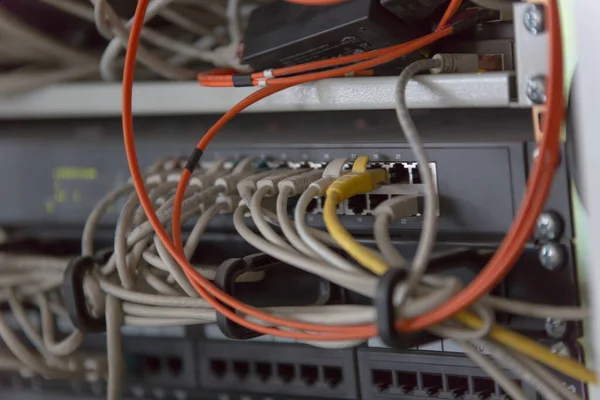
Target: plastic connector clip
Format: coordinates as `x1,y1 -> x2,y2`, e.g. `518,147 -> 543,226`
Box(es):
326,170 -> 388,202
62,256 -> 106,334
215,253 -> 283,340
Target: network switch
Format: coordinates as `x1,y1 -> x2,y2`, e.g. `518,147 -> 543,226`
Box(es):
0,109 -> 573,238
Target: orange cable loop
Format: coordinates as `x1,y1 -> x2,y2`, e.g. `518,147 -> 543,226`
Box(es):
122,0 -> 563,340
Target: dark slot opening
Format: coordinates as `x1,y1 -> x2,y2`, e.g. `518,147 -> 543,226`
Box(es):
372,369 -> 393,392
368,194 -> 389,211
307,198 -> 318,213
233,361 -> 250,381
389,163 -> 410,183
210,359 -> 227,379
412,168 -> 422,184
166,357 -> 183,377
473,376 -> 496,399
126,354 -> 143,376
422,373 -> 443,395
447,375 -> 469,397
396,371 -> 418,392
300,365 -> 319,386
348,195 -> 367,214
277,363 -> 295,383
323,366 -> 343,388
143,356 -> 162,375
255,362 -> 273,382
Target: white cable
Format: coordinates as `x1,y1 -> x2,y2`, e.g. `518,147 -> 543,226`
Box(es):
82,183 -> 133,256
457,341 -> 528,400
0,312 -> 79,379
0,65 -> 98,96
373,195 -> 421,268
94,0 -> 197,81
235,205 -> 461,318
277,186 -> 320,258
38,0 -> 95,21
251,186 -> 296,251
392,58 -> 440,317
105,296 -> 123,400
471,0 -> 516,13
159,7 -> 213,36
226,0 -> 242,44
476,340 -> 568,400
93,272 -> 211,309
37,295 -> 84,357
0,7 -> 95,65
295,186 -> 363,273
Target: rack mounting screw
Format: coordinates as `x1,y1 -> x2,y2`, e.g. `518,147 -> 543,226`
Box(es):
527,75 -> 547,104
539,243 -> 565,271
524,4 -> 545,34
545,318 -> 567,339
536,212 -> 564,240
550,342 -> 572,358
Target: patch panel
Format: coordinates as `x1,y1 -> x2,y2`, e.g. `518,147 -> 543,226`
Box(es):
119,337 -> 197,390
197,341 -> 358,399
357,349 -> 539,400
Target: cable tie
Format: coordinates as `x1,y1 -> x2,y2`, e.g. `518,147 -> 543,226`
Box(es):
257,78 -> 267,87
375,268 -> 438,349
185,148 -> 204,172
263,69 -> 274,79
232,74 -> 254,87
62,256 -> 106,334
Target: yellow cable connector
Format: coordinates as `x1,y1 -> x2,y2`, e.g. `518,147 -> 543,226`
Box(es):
323,156 -> 389,274
456,312 -> 598,385
351,156 -> 370,173
326,171 -> 387,202
326,156 -> 388,203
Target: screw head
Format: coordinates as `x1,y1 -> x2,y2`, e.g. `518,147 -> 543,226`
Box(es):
536,212 -> 564,240
551,342 -> 572,358
545,318 -> 567,339
174,390 -> 188,400
538,243 -> 565,271
131,386 -> 145,398
527,75 -> 548,104
524,4 -> 545,34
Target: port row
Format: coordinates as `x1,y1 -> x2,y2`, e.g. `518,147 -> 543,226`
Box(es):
128,354 -> 184,378
210,359 -> 343,388
371,369 -> 521,399
307,193 -> 422,216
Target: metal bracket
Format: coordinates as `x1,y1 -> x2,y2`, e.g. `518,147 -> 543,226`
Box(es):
514,2 -> 549,107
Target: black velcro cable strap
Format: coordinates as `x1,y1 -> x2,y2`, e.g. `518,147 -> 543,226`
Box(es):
232,74 -> 253,87
215,253 -> 281,340
375,268 -> 409,348
62,256 -> 106,333
185,148 -> 203,172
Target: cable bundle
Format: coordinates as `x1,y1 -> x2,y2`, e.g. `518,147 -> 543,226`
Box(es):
0,252 -> 106,381
0,0 -> 270,95
115,0 -> 599,398
1,0 -> 596,399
